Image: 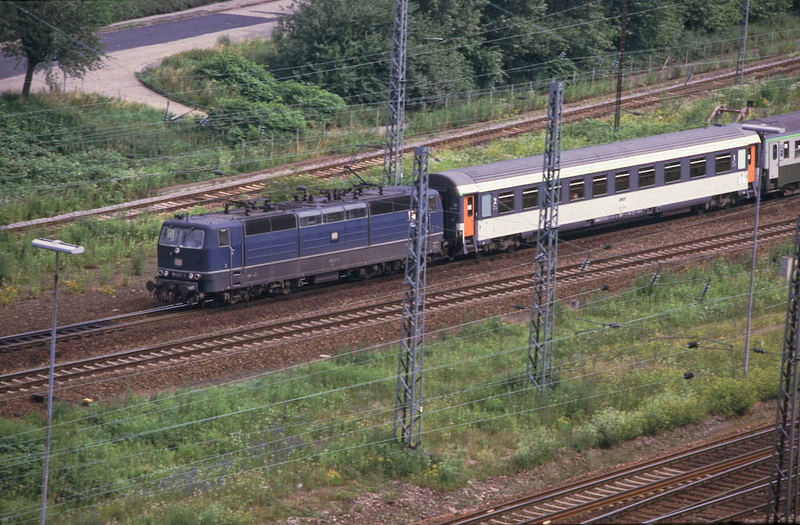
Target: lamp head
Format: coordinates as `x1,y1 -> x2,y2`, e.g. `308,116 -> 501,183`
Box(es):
32,238 -> 84,255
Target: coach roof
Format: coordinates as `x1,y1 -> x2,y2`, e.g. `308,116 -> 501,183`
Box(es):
431,123 -> 757,194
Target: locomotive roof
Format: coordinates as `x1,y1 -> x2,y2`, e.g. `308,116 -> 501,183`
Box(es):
164,186 -> 413,226
431,122 -> 758,194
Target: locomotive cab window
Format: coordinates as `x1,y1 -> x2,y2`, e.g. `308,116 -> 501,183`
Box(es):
615,171 -> 630,193
159,226 -> 205,249
638,166 -> 655,188
522,187 -> 538,209
664,161 -> 681,183
715,153 -> 732,174
569,179 -> 584,200
498,191 -> 515,213
592,175 -> 607,197
690,157 -> 706,178
428,196 -> 438,212
218,229 -> 230,247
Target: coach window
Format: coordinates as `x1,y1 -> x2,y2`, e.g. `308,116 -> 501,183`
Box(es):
569,179 -> 584,200
690,157 -> 706,178
615,171 -> 630,193
218,229 -> 230,247
715,153 -> 732,174
784,141 -> 790,159
498,191 -> 515,213
664,161 -> 681,183
795,140 -> 800,158
481,194 -> 493,218
638,166 -> 655,188
592,175 -> 607,197
522,187 -> 538,209
324,210 -> 344,223
773,144 -> 778,161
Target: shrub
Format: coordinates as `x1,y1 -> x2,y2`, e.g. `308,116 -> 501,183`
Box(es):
638,391 -> 704,435
510,426 -> 557,471
704,377 -> 758,416
570,423 -> 598,451
591,407 -> 641,448
204,99 -> 307,142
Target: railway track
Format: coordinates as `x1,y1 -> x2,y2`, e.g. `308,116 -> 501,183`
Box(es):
0,303 -> 189,353
437,426 -> 774,525
4,55 -> 800,234
0,218 -> 793,398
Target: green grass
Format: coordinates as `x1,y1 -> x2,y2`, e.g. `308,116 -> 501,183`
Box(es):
0,247 -> 791,523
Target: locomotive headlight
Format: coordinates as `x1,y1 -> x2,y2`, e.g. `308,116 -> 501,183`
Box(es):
193,273 -> 201,280
163,270 -> 169,277
157,269 -> 163,276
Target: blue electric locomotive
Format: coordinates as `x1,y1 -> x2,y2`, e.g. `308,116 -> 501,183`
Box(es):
146,186 -> 445,304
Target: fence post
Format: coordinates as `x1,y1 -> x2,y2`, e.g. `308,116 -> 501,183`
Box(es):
296,128 -> 300,153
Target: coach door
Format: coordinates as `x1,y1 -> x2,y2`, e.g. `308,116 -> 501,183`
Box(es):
463,195 -> 475,238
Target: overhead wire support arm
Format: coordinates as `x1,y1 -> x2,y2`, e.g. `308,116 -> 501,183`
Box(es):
383,0 -> 409,187
394,146 -> 430,449
767,213 -> 800,523
527,81 -> 563,392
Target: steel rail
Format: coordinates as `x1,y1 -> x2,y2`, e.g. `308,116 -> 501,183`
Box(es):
439,426 -> 773,525
0,303 -> 189,352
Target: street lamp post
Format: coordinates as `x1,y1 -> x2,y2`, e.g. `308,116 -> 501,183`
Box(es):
741,124 -> 784,377
32,238 -> 84,525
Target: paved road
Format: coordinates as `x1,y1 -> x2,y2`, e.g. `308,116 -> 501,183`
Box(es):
0,0 -> 294,115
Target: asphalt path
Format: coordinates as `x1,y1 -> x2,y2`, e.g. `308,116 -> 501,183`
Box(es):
0,12 -> 281,80
0,0 -> 294,114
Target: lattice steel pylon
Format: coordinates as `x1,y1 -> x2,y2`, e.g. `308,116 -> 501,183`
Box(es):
767,213 -> 800,523
382,0 -> 408,186
613,0 -> 627,133
736,0 -> 750,85
527,81 -> 563,391
394,146 -> 430,448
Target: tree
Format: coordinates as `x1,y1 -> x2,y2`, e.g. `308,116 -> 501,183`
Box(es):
0,1 -> 107,100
